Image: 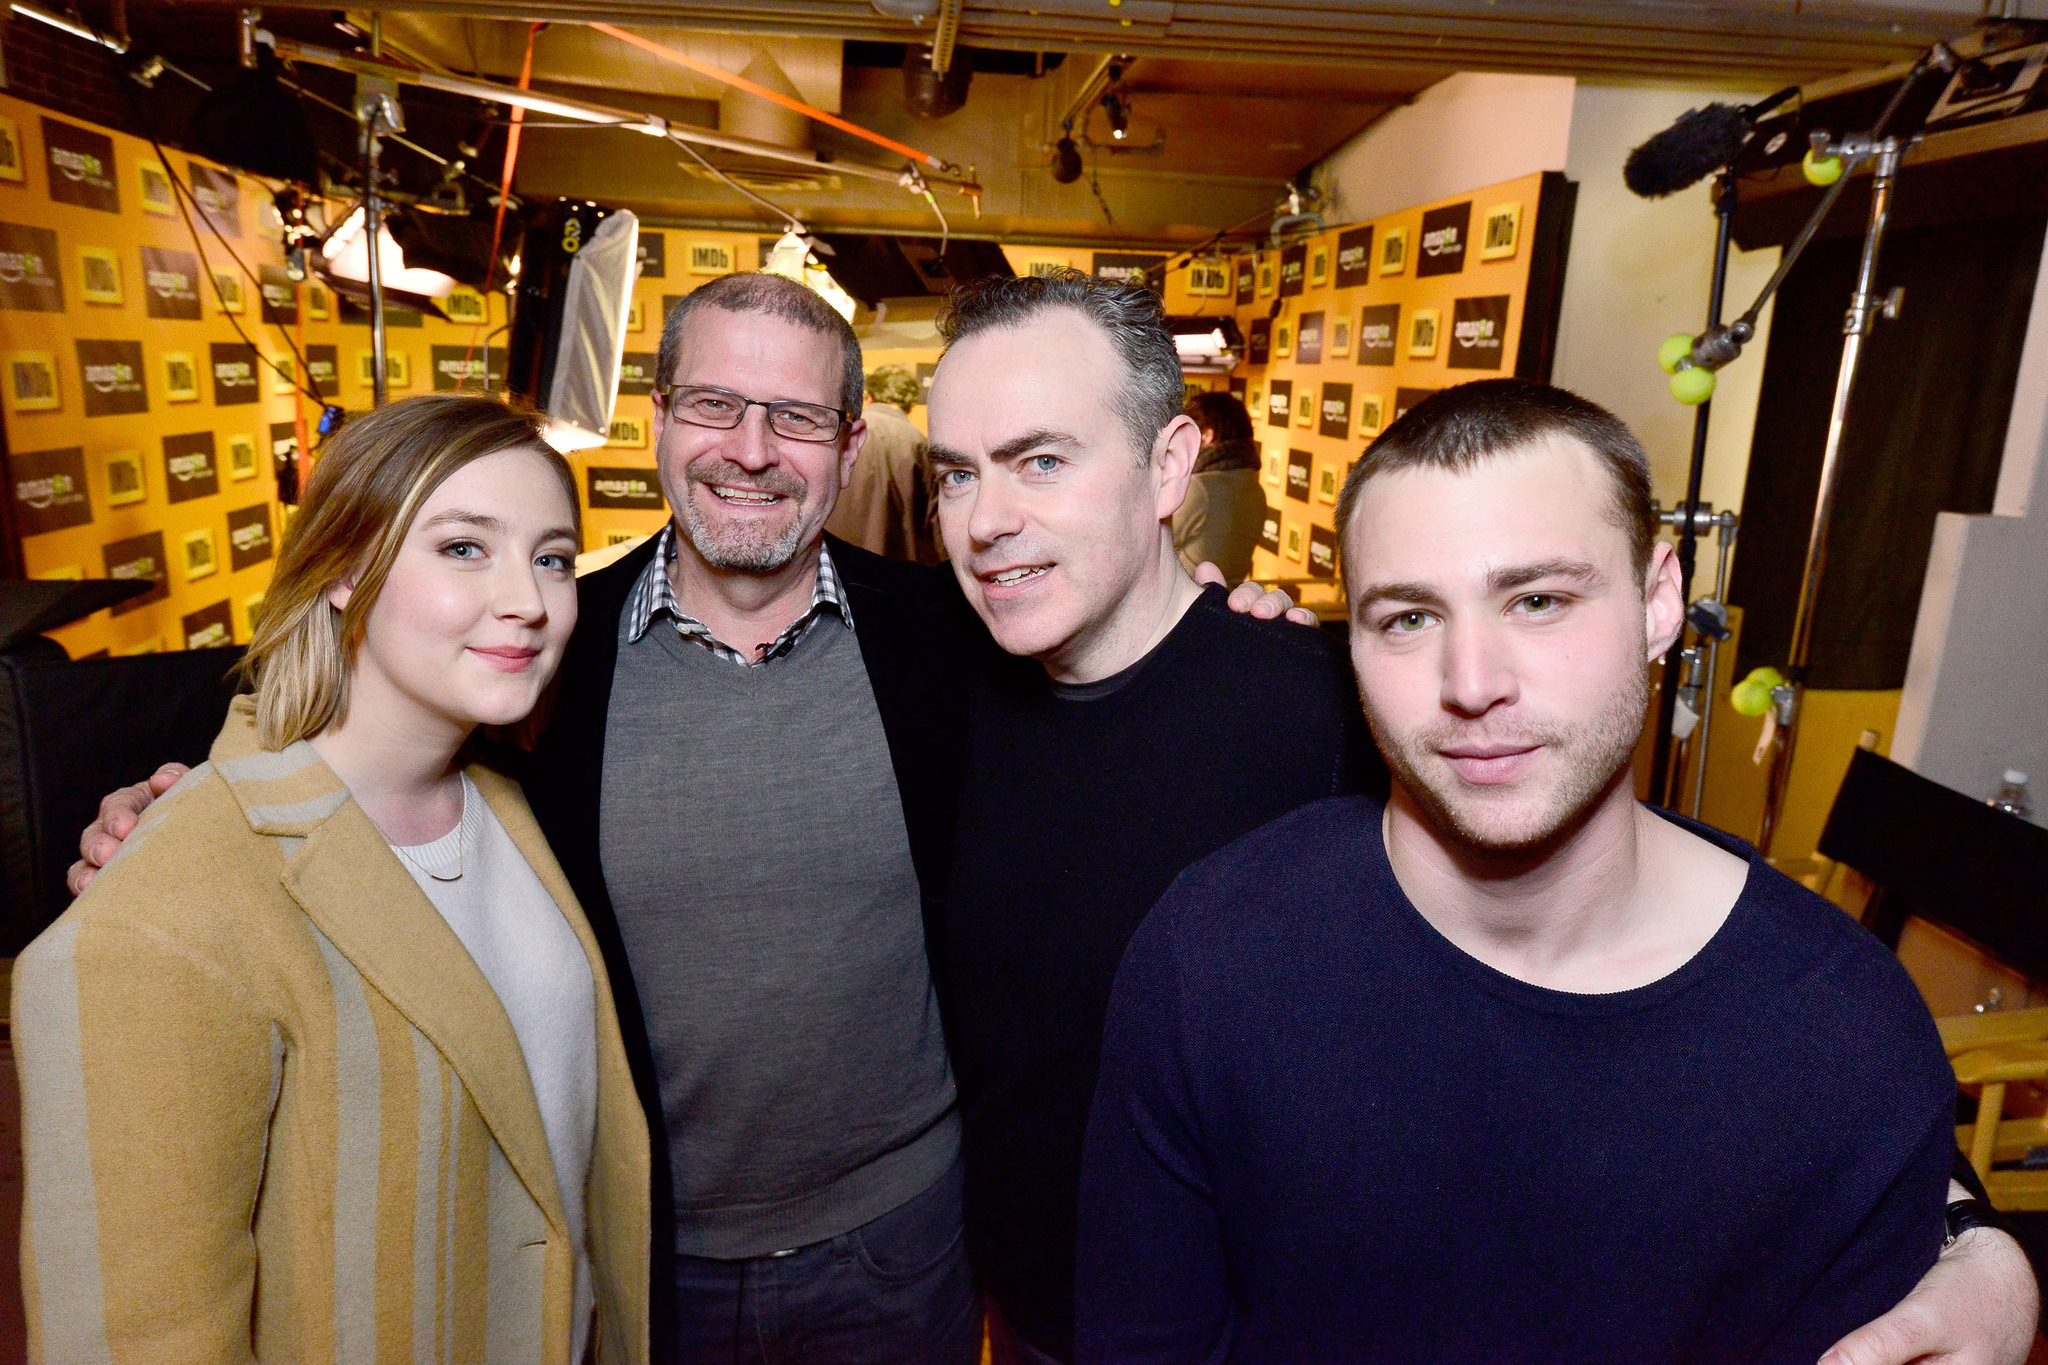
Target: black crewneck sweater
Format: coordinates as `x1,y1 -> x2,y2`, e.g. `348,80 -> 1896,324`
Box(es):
942,585 -> 1385,1359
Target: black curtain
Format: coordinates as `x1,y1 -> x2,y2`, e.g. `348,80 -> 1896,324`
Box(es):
1731,210 -> 2042,690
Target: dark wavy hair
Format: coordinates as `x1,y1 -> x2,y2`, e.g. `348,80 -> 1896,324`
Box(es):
1185,390 -> 1253,445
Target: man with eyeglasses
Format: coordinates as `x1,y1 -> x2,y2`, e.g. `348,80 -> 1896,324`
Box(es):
522,271 -> 985,1362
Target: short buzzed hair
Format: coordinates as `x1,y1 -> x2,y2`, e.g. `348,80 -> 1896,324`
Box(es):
658,271 -> 864,418
1336,379 -> 1657,584
936,268 -> 1183,465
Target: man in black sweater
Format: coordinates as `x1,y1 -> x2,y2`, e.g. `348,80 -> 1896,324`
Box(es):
1074,381 -> 1998,1362
923,270 -> 1384,1363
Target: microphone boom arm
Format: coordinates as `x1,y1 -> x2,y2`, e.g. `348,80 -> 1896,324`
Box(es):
1679,44 -> 1955,378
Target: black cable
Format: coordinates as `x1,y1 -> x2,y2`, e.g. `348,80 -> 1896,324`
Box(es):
277,65 -> 518,205
667,130 -> 803,233
1087,164 -> 1115,226
145,135 -> 331,411
120,57 -> 330,410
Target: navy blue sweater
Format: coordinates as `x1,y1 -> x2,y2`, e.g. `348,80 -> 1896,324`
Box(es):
1077,796 -> 1954,1365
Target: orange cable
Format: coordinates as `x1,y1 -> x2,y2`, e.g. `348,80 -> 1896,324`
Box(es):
291,287 -> 308,483
587,21 -> 946,171
467,20 -> 541,383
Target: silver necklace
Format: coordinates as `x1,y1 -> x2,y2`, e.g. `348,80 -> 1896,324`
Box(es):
393,790 -> 466,882
395,839 -> 464,882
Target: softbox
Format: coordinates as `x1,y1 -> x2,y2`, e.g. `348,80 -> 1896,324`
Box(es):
507,200 -> 639,452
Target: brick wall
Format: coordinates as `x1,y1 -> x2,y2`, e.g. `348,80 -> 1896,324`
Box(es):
1,14 -> 144,138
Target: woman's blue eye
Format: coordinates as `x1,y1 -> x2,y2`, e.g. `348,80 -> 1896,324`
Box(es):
537,553 -> 570,571
445,540 -> 483,559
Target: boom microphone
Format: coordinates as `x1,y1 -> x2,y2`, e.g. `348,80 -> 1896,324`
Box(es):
1623,87 -> 1798,199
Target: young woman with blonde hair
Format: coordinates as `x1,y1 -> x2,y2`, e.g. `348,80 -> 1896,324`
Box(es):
14,393 -> 648,1364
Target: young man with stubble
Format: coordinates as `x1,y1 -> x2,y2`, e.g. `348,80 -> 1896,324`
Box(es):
1075,380 -> 2037,1364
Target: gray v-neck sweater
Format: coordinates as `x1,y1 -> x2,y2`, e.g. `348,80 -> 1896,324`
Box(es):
599,610 -> 958,1258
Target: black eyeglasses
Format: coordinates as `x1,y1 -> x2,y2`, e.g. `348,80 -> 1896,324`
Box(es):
654,384 -> 847,443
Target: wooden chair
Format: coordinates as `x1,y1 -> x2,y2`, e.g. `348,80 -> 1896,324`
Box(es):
1815,749 -> 2048,1208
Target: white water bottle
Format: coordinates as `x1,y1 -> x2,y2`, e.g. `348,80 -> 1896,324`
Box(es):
1989,770 -> 2033,821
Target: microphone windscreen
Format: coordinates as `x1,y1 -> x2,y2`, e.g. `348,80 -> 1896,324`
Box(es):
1623,104 -> 1752,199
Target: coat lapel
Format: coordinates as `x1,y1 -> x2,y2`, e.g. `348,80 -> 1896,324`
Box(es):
209,700 -> 568,1237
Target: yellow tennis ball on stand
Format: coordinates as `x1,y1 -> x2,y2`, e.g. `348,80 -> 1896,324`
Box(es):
1730,679 -> 1770,717
1730,666 -> 1787,717
1670,365 -> 1717,405
1802,148 -> 1844,186
1658,334 -> 1694,375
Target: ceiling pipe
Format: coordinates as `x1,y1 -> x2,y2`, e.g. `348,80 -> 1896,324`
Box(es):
587,21 -> 959,172
259,30 -> 981,196
10,0 -> 128,51
1056,54 -> 1118,134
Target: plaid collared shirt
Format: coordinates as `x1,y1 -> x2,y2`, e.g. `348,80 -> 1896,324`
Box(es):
622,524 -> 855,667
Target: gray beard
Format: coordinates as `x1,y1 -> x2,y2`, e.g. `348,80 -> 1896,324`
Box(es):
675,461 -> 815,571
679,494 -> 808,571
1366,658 -> 1649,857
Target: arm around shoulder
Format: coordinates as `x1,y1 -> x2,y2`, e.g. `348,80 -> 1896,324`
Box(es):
15,911 -> 278,1363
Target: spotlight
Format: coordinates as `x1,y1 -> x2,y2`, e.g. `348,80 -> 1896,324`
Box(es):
273,188 -> 319,281
318,204 -> 459,312
1102,91 -> 1129,141
1052,135 -> 1082,184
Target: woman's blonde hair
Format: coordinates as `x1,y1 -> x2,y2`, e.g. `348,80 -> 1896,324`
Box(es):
238,393 -> 578,749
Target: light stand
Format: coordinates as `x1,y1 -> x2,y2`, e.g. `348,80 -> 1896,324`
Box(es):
1648,168 -> 1738,808
354,75 -> 402,409
1646,42 -> 1959,855
1755,129 -> 1913,856
1653,504 -> 1738,819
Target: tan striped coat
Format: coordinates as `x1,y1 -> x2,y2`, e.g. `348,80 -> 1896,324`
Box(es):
13,698 -> 650,1364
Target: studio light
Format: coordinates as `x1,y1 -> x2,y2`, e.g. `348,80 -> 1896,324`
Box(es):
318,204 -> 460,310
1168,316 -> 1243,373
763,230 -> 859,322
1103,91 -> 1130,141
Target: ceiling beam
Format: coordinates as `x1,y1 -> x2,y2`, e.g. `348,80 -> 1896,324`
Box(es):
282,0 -> 1987,82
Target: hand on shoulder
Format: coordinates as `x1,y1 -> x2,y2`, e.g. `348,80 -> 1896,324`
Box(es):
69,762 -> 190,896
1192,562 -> 1319,627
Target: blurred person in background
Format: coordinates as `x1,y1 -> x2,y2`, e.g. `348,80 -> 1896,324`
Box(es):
828,364 -> 942,564
1172,391 -> 1265,587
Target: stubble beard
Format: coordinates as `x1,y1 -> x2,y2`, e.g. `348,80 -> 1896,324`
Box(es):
675,457 -> 816,572
1366,658 -> 1650,857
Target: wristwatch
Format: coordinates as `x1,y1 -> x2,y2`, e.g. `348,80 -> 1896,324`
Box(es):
1945,1196 -> 2000,1249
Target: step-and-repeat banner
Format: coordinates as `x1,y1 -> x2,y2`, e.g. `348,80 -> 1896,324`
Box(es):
1153,170 -> 1574,609
0,90 -> 764,657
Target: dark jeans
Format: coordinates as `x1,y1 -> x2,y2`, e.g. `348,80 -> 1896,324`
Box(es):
673,1156 -> 982,1365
